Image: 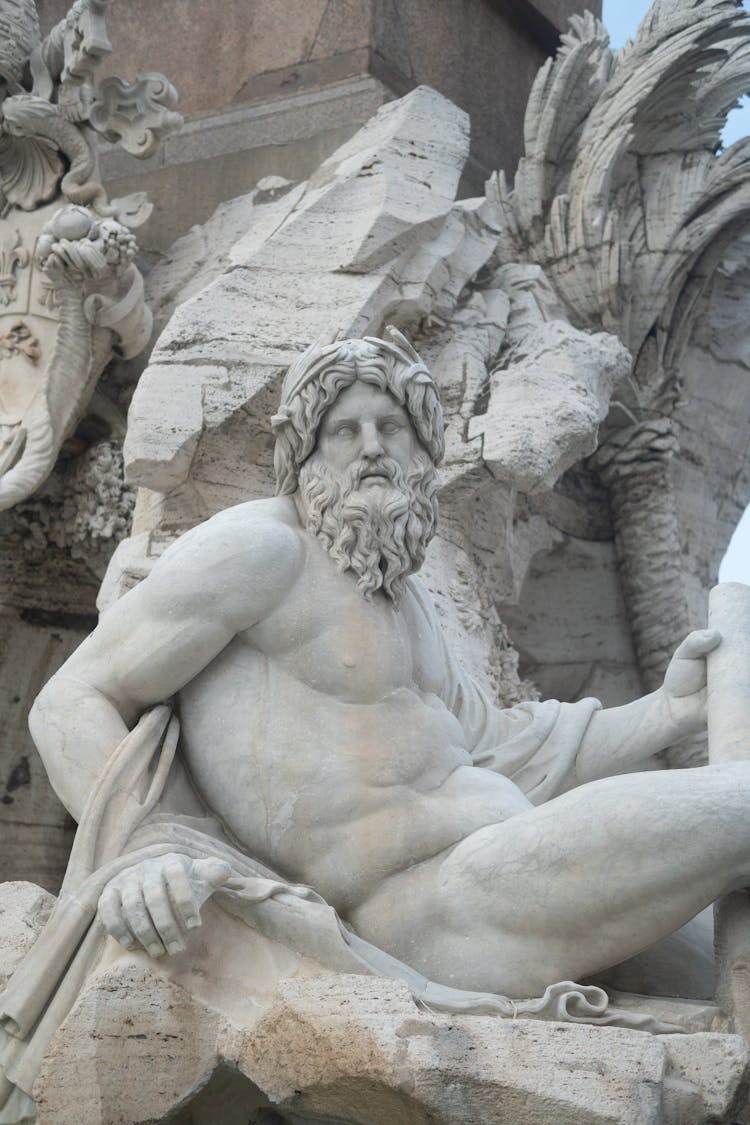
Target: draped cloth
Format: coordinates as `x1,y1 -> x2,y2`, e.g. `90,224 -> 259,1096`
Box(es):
0,705 -> 683,1124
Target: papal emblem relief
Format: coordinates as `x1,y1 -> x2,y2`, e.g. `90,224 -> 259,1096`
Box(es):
0,0 -> 181,510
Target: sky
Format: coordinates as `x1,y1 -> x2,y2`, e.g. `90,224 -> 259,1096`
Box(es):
602,1 -> 750,145
601,0 -> 750,583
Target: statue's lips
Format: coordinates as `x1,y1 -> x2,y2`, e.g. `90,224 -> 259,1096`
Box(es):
358,468 -> 391,483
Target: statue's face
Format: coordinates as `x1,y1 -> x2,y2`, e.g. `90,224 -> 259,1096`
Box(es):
316,382 -> 419,483
298,379 -> 437,604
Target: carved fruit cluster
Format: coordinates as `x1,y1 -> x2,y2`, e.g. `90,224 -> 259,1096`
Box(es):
35,205 -> 136,281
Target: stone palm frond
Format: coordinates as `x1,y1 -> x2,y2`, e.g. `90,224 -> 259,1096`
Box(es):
488,0 -> 750,413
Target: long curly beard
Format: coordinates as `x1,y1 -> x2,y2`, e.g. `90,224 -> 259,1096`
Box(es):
298,452 -> 439,608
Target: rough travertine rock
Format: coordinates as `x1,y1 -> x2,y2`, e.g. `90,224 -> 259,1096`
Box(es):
468,267 -> 630,492
109,86 -> 526,699
483,0 -> 750,744
0,882 -> 53,991
28,965 -> 749,1125
122,86 -> 478,515
0,618 -> 83,893
33,962 -> 224,1125
110,83 -> 629,711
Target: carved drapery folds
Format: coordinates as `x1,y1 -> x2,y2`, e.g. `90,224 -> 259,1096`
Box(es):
485,0 -> 750,729
0,0 -> 181,510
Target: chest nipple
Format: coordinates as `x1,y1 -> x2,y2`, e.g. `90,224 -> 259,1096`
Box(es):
342,655 -> 356,668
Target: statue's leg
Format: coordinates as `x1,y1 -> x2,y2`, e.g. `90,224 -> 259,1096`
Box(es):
350,762 -> 750,997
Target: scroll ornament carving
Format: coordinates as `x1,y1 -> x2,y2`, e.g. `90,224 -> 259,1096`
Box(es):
0,0 -> 181,510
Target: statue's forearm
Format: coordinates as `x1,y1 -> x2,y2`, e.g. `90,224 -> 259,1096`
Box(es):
29,675 -> 131,822
574,688 -> 702,784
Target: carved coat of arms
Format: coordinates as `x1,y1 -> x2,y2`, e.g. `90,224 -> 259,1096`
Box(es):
0,0 -> 181,509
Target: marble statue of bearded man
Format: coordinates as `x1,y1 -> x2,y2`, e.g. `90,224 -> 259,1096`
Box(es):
0,329 -> 734,1122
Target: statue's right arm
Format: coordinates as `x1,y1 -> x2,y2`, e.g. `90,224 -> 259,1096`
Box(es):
29,507 -> 303,822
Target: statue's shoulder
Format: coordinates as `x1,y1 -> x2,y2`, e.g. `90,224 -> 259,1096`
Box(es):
158,496 -> 304,591
199,495 -> 301,535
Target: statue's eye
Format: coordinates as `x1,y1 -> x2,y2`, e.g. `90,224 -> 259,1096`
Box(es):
380,421 -> 402,435
334,423 -> 356,437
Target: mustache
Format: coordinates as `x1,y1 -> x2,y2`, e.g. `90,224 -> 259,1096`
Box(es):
347,457 -> 403,487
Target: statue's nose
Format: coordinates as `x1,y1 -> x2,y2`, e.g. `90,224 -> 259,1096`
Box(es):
360,423 -> 384,458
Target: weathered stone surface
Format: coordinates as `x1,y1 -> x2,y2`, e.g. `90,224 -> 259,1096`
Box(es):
469,307 -> 630,493
502,536 -> 645,706
28,965 -> 750,1125
248,88 -> 468,274
115,85 -> 509,627
483,0 -> 750,746
143,178 -> 307,346
664,1031 -> 750,1124
34,962 -> 223,1125
0,882 -> 54,991
124,365 -> 207,493
0,616 -> 81,892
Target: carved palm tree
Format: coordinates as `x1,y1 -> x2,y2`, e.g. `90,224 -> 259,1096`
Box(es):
487,0 -> 750,748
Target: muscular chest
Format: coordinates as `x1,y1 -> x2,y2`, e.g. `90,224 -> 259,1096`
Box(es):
245,546 -> 443,701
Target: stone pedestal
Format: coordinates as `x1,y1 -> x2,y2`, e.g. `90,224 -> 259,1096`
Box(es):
0,885 -> 746,1125
31,968 -> 750,1125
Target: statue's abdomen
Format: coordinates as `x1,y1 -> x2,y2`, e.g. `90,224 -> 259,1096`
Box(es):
176,634 -> 490,905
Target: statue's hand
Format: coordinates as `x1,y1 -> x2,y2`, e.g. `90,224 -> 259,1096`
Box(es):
97,853 -> 232,958
662,629 -> 722,730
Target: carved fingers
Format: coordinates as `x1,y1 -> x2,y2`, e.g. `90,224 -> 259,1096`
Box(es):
97,853 -> 232,958
665,629 -> 722,698
660,628 -> 722,735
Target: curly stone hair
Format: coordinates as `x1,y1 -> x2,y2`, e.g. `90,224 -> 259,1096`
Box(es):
271,327 -> 444,496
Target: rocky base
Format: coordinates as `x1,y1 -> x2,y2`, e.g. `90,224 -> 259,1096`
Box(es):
32,969 -> 750,1125
1,884 -> 748,1125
